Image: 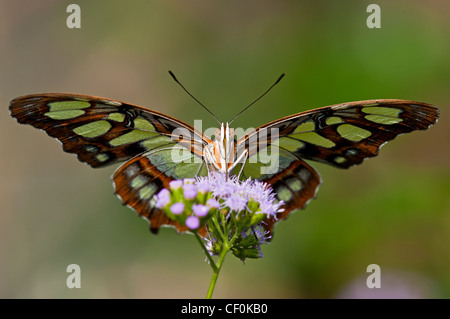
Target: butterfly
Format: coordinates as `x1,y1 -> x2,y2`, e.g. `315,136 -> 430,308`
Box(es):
9,74 -> 439,238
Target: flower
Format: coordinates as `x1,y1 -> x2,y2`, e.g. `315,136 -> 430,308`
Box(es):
193,204 -> 209,217
169,180 -> 183,190
183,184 -> 198,200
155,188 -> 171,208
197,184 -> 211,194
195,172 -> 284,261
225,195 -> 247,212
185,216 -> 200,230
196,172 -> 284,219
153,178 -> 216,233
155,173 -> 283,261
206,198 -> 220,209
170,202 -> 185,215
150,173 -> 286,298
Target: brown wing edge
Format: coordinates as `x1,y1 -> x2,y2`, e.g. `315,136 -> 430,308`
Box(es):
262,158 -> 322,240
112,154 -> 207,237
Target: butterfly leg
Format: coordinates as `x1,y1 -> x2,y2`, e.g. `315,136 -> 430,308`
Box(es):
204,143 -> 221,173
229,148 -> 248,179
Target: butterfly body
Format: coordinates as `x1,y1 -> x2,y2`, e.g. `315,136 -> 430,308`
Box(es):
10,93 -> 439,237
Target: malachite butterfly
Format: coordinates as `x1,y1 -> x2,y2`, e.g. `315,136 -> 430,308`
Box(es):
9,84 -> 439,237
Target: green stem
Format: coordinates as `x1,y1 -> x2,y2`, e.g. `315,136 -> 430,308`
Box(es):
211,213 -> 225,239
202,209 -> 237,299
206,243 -> 229,299
194,232 -> 217,273
220,209 -> 228,234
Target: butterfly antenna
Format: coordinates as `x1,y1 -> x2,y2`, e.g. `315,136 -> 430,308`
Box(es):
229,73 -> 285,125
169,70 -> 221,125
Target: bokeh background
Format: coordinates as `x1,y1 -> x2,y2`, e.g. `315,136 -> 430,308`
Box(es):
1,0 -> 449,298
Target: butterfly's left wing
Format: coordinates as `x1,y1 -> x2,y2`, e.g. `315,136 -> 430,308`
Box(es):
10,93 -> 210,235
236,99 -> 439,235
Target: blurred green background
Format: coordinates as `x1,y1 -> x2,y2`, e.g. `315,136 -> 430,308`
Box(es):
1,0 -> 449,298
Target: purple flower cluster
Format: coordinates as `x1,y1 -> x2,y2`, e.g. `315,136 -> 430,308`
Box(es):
194,172 -> 284,261
154,173 -> 284,261
196,172 -> 284,219
154,178 -> 217,231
